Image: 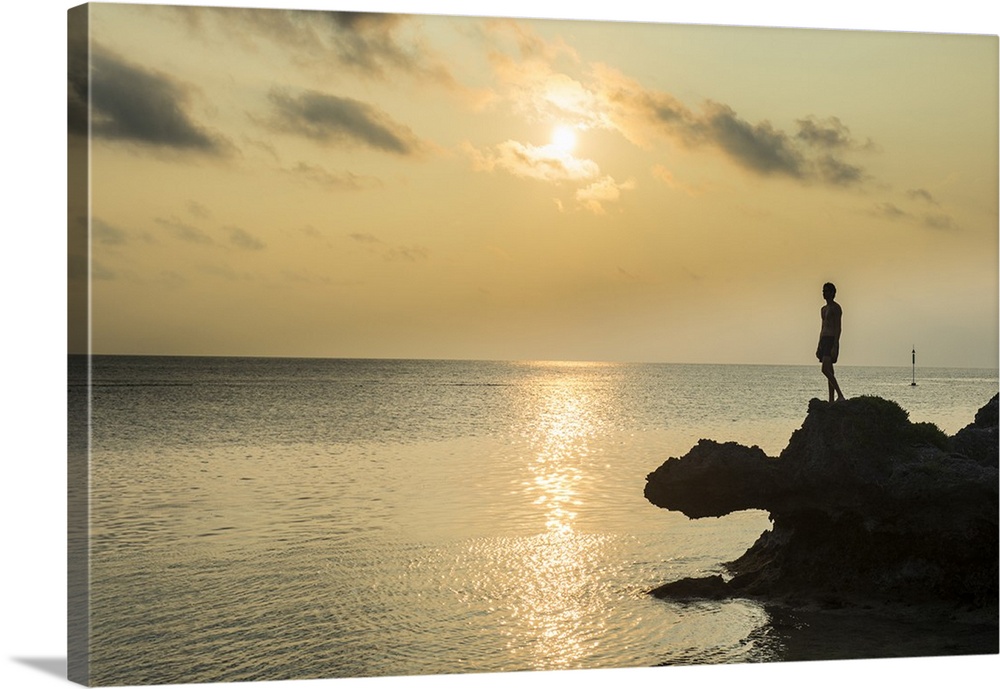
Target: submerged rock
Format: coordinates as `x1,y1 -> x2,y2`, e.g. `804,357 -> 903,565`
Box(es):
644,395 -> 999,609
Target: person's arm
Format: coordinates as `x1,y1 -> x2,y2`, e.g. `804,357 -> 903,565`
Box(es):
830,303 -> 843,340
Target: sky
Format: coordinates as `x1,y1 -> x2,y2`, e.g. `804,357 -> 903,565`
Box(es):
67,1 -> 998,367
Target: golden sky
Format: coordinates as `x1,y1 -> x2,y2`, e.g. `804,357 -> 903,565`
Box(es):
68,1 -> 999,366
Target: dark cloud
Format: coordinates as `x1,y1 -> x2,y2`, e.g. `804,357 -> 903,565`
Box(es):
93,218 -> 128,245
166,7 -> 456,86
699,102 -> 805,178
907,188 -> 939,205
319,11 -> 414,76
349,233 -> 381,244
634,95 -> 808,178
597,69 -> 871,188
795,116 -> 867,150
815,154 -> 867,187
307,11 -> 459,87
228,227 -> 266,251
266,89 -> 424,155
922,214 -> 957,232
871,202 -> 910,220
327,12 -> 385,30
76,46 -> 229,154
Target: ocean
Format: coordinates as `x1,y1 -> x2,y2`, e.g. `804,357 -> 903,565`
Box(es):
68,356 -> 998,685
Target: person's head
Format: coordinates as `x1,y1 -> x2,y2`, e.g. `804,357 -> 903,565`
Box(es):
823,282 -> 837,299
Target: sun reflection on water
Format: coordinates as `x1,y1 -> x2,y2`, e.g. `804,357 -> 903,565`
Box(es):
505,367 -> 608,667
523,370 -> 600,536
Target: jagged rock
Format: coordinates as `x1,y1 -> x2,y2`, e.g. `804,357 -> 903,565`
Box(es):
645,395 -> 999,609
650,575 -> 730,600
975,394 -> 999,427
642,440 -> 776,518
951,393 -> 999,467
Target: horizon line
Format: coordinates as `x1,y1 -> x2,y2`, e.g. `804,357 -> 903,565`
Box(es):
68,352 -> 1000,371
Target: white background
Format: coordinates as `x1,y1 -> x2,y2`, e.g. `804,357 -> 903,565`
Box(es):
3,2 -> 998,688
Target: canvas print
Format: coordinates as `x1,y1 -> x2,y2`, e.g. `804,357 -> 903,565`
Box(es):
67,2 -> 999,686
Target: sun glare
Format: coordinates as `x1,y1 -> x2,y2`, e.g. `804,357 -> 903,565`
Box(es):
551,125 -> 577,153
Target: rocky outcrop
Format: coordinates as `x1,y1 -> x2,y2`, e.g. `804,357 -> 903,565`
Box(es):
950,394 -> 999,468
644,395 -> 999,609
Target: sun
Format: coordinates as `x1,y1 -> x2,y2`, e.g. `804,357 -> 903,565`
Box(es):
550,124 -> 577,154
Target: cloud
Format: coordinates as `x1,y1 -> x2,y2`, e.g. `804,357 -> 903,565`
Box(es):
815,154 -> 867,187
480,25 -> 871,190
589,64 -> 871,188
155,216 -> 214,244
575,176 -> 636,214
319,11 -> 433,79
384,245 -> 430,262
347,232 -> 429,262
796,116 -> 873,151
196,262 -> 257,282
615,266 -> 658,286
697,102 -> 806,178
597,71 -> 809,178
871,202 -> 910,220
93,218 -> 128,245
500,65 -> 603,128
481,25 -> 609,131
153,271 -> 187,289
154,217 -> 266,251
92,260 -> 117,281
870,201 -> 959,232
283,162 -> 381,191
906,188 -> 939,205
187,201 -> 213,219
586,64 -> 689,147
464,140 -> 599,182
165,6 -> 458,87
76,46 -> 229,154
651,165 -> 706,196
921,214 -> 958,232
228,227 -> 266,251
483,18 -> 580,65
266,88 -> 425,155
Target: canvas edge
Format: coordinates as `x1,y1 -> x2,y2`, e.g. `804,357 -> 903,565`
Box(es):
67,3 -> 92,686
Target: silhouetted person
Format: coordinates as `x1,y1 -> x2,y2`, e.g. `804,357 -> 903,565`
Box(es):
816,282 -> 846,402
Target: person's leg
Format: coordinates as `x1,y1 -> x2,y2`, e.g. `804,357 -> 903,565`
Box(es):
832,370 -> 845,401
822,358 -> 845,401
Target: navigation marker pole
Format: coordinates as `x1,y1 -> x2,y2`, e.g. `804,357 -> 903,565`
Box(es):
911,347 -> 917,387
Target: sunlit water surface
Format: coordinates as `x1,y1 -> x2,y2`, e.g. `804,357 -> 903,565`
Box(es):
71,357 -> 998,685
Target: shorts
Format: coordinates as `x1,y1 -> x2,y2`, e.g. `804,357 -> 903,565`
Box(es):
816,336 -> 838,364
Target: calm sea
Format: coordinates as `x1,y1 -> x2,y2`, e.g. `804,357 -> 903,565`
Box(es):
68,356 -> 998,685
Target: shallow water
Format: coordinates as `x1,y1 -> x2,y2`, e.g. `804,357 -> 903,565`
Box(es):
72,357 -> 997,684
